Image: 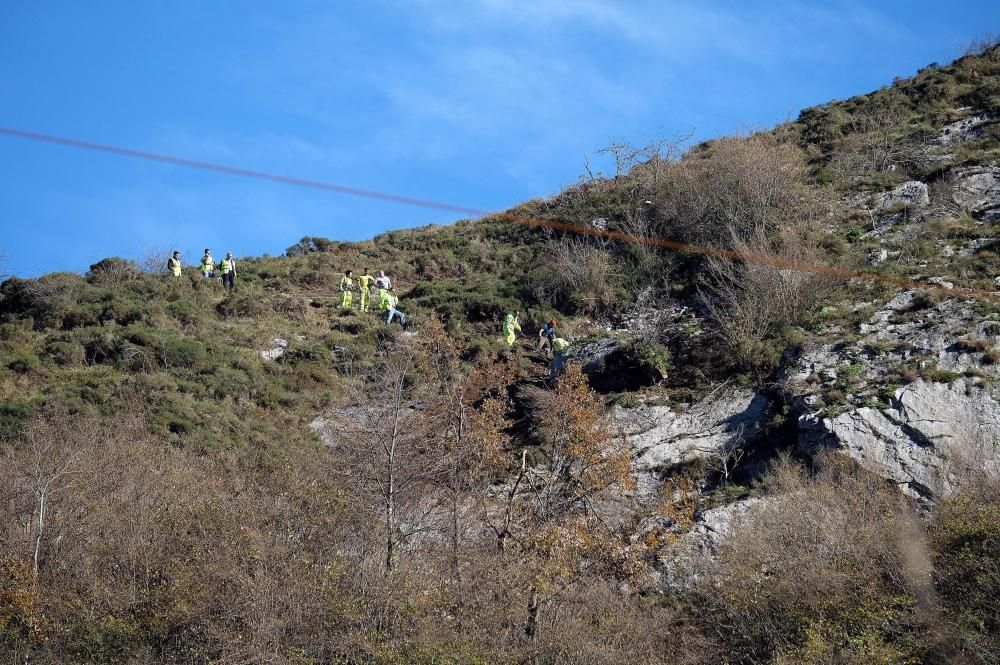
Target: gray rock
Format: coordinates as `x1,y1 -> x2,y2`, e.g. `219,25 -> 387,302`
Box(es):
937,111 -> 997,146
875,181 -> 930,211
787,290 -> 1000,498
800,380 -> 1000,498
261,337 -> 289,361
690,497 -> 766,555
960,238 -> 995,257
653,496 -> 767,587
869,248 -> 890,266
953,165 -> 1000,217
615,388 -> 769,471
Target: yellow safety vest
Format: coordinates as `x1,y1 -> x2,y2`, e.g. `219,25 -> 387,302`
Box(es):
377,288 -> 394,311
340,276 -> 353,291
220,259 -> 234,274
168,257 -> 181,277
201,255 -> 214,270
358,275 -> 374,290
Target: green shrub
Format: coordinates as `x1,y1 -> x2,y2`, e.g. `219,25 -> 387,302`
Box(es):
158,336 -> 208,369
216,293 -> 269,319
166,299 -> 201,326
44,340 -> 86,367
0,399 -> 36,436
6,351 -> 41,374
86,257 -> 140,285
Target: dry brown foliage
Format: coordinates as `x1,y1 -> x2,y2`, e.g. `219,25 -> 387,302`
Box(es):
0,407 -> 358,663
536,236 -> 619,315
698,454 -> 922,664
700,222 -> 832,371
653,134 -> 810,246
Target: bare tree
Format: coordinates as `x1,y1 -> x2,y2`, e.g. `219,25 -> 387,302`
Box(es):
8,418 -> 88,580
597,132 -> 693,185
333,340 -> 442,572
138,247 -> 174,275
491,366 -> 638,640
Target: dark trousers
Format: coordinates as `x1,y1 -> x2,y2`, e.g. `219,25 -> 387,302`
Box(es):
222,272 -> 235,290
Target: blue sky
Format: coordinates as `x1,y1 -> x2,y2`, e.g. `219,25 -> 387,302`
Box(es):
1,1 -> 998,277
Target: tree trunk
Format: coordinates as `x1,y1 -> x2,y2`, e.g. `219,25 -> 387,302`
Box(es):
384,495 -> 395,573
525,586 -> 541,640
33,488 -> 46,580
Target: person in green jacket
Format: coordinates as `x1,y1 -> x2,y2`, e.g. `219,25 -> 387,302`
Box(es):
378,286 -> 407,328
167,250 -> 182,278
357,269 -> 375,312
502,311 -> 521,347
340,270 -> 354,309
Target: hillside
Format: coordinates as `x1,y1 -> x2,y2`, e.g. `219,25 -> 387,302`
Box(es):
2,44 -> 1000,664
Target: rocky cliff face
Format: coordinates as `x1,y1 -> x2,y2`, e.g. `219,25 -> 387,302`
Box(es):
591,109 -> 1000,568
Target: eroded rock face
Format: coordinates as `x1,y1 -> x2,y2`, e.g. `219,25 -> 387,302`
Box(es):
800,380 -> 1000,498
875,181 -> 930,211
953,165 -> 1000,218
937,111 -> 997,146
615,389 -> 769,471
788,292 -> 1000,499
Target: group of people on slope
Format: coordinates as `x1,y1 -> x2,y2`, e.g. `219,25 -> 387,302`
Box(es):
166,249 -> 237,291
339,269 -> 407,328
502,312 -> 571,383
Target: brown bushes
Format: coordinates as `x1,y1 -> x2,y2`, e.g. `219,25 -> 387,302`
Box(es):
652,134 -> 811,247
3,383 -> 996,663
700,223 -> 831,371
0,408 -> 357,663
697,454 -> 922,664
535,236 -> 621,315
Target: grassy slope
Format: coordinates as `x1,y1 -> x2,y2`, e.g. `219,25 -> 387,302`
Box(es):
4,48 -> 1000,448
2,43 -> 1000,665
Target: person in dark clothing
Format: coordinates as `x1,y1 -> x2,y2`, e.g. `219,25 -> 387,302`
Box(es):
538,319 -> 557,357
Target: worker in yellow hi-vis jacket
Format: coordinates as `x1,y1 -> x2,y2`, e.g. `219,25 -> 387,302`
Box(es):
340,270 -> 354,309
357,269 -> 375,312
502,311 -> 521,347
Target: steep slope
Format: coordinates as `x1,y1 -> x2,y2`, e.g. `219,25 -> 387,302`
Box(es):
2,44 -> 1000,665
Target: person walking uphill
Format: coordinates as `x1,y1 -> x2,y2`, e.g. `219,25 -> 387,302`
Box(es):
502,311 -> 522,347
219,252 -> 236,291
168,251 -> 182,278
357,269 -> 375,312
378,286 -> 407,328
340,270 -> 354,309
200,249 -> 215,278
538,319 -> 557,357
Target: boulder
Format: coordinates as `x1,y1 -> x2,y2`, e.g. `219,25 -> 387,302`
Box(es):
261,337 -> 288,361
615,388 -> 769,471
937,111 -> 997,146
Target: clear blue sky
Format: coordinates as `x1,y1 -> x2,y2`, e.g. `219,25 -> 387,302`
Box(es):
1,1 -> 997,277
